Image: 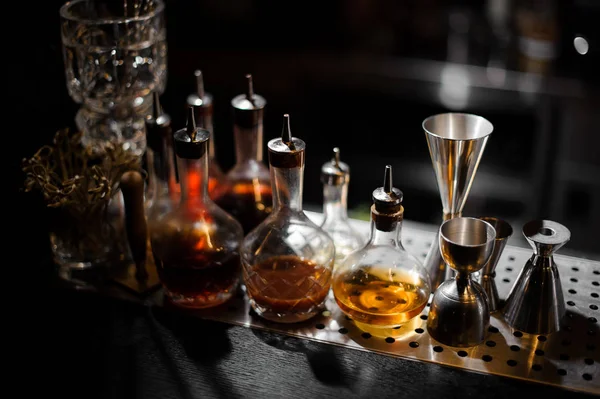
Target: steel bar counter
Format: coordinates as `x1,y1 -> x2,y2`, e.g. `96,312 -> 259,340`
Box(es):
29,213 -> 600,399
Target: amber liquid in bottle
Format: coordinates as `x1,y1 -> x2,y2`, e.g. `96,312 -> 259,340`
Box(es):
244,255 -> 331,317
334,268 -> 429,326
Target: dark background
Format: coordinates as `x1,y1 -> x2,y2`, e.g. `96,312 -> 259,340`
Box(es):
6,2 -> 600,397
10,0 -> 600,267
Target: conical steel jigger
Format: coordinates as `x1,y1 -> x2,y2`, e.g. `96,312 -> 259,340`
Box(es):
427,217 -> 496,347
478,217 -> 513,312
422,113 -> 494,291
503,220 -> 570,334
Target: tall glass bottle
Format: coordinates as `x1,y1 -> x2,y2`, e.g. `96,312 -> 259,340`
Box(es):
148,107 -> 244,309
320,147 -> 365,267
145,91 -> 178,216
332,165 -> 431,337
214,74 -> 273,234
241,114 -> 335,323
186,70 -> 227,198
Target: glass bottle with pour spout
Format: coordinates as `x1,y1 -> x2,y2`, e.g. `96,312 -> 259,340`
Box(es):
241,114 -> 335,323
320,147 -> 365,268
332,166 -> 431,337
186,70 -> 227,198
145,91 -> 178,216
148,107 -> 244,308
213,74 -> 273,234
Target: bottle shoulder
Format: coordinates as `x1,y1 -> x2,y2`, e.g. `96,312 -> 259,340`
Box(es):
339,243 -> 424,269
241,209 -> 335,266
321,218 -> 366,240
226,160 -> 270,182
149,201 -> 243,243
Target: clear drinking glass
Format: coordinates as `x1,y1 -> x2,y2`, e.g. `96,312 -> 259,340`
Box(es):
60,0 -> 168,156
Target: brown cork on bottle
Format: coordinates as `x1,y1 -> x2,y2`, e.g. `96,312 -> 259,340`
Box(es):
371,204 -> 404,232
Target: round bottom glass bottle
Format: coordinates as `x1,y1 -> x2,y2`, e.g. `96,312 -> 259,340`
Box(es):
241,115 -> 335,323
149,108 -> 244,309
332,166 -> 431,337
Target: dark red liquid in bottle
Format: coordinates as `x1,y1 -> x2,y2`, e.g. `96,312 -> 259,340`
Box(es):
154,250 -> 241,309
214,182 -> 273,234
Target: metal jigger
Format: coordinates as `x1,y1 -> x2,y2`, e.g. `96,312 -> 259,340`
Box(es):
503,220 -> 570,334
478,217 -> 513,312
422,113 -> 494,290
427,217 -> 496,347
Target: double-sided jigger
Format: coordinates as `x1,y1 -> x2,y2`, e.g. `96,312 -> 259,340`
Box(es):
427,217 -> 496,347
503,220 -> 570,334
422,113 -> 494,290
478,217 -> 513,313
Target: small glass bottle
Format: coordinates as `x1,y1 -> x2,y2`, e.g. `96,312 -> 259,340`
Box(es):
214,74 -> 273,234
186,70 -> 227,198
332,165 -> 431,337
145,91 -> 178,216
149,107 -> 244,309
241,114 -> 335,323
320,147 -> 365,267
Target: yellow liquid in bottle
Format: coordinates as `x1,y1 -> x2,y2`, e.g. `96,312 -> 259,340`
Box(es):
333,267 -> 429,329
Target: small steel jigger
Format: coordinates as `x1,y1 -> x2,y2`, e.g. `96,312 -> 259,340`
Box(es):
478,217 -> 513,313
503,220 -> 570,334
427,217 -> 496,347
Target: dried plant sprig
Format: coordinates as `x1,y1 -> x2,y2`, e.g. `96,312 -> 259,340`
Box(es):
22,128 -> 142,215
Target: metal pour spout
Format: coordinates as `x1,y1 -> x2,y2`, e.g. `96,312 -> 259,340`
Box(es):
186,106 -> 197,141
194,69 -> 205,99
333,147 -> 340,167
152,91 -> 162,120
280,113 -> 296,151
246,74 -> 255,105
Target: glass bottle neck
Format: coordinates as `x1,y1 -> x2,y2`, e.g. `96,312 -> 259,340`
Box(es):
147,141 -> 177,203
177,153 -> 209,204
271,165 -> 303,211
199,114 -> 216,159
234,124 -> 263,163
367,213 -> 403,247
322,183 -> 349,222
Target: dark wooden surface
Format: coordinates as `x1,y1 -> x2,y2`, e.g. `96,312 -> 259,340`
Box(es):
18,282 -> 595,399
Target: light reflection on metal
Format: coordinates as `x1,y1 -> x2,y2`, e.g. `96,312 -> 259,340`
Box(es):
574,36 -> 589,55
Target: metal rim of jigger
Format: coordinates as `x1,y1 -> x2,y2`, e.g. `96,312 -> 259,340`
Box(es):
438,217 -> 496,274
522,220 -> 571,249
422,113 -> 494,141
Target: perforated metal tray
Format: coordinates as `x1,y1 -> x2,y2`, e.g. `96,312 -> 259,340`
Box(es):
146,213 -> 599,395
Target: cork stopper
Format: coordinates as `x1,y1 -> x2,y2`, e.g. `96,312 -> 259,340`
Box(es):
268,114 -> 306,168
321,147 -> 349,185
231,74 -> 266,128
370,165 -> 404,231
174,106 -> 210,159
